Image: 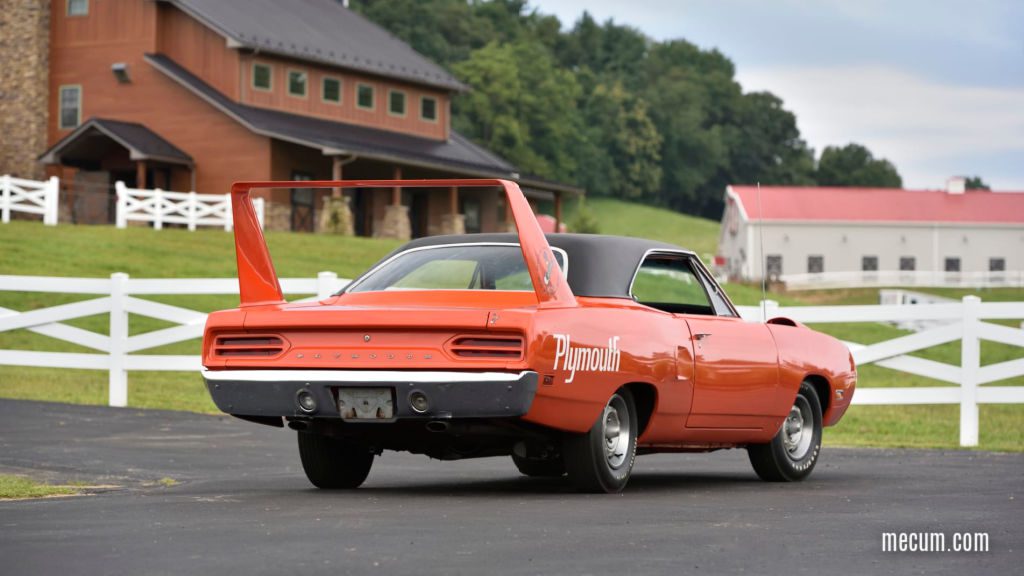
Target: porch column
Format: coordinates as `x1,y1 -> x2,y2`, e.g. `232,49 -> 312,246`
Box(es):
321,156 -> 353,235
441,186 -> 465,235
378,166 -> 410,240
135,161 -> 147,189
331,157 -> 344,198
554,191 -> 563,232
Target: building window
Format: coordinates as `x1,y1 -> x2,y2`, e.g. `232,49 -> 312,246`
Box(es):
421,96 -> 438,121
900,257 -> 916,271
252,63 -> 272,91
322,77 -> 341,103
945,257 -> 961,272
290,171 -> 315,232
990,258 -> 1006,272
766,255 -> 782,280
356,83 -> 375,110
67,0 -> 88,16
287,70 -> 308,98
58,85 -> 81,129
388,90 -> 407,116
862,256 -> 879,271
460,198 -> 481,233
808,255 -> 824,274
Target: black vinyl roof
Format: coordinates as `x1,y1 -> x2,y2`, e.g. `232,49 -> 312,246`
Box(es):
383,233 -> 691,299
39,118 -> 193,167
161,0 -> 467,92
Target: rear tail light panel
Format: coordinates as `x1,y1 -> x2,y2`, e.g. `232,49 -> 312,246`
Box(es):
445,334 -> 524,360
212,334 -> 288,358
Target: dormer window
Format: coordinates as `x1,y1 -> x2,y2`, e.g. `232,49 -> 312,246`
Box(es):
252,62 -> 272,92
67,0 -> 88,16
288,70 -> 308,98
388,90 -> 407,117
356,83 -> 375,110
420,96 -> 437,122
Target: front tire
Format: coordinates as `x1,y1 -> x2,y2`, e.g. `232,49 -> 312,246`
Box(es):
748,381 -> 823,482
563,389 -> 638,493
297,431 -> 375,489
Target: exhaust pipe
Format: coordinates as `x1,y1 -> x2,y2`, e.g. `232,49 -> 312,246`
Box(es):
425,421 -> 449,433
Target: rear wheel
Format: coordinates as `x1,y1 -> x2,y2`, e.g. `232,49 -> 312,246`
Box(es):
563,389 -> 638,493
297,431 -> 375,489
511,453 -> 565,477
748,381 -> 822,482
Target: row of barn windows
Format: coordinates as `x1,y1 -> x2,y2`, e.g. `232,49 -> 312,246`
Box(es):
766,255 -> 1007,275
251,62 -> 439,122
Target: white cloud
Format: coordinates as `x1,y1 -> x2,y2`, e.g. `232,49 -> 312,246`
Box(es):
736,65 -> 1024,189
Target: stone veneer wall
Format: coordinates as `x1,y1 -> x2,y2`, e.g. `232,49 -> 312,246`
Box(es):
0,0 -> 50,179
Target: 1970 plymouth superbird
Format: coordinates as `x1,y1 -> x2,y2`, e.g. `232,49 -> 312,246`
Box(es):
201,179 -> 855,493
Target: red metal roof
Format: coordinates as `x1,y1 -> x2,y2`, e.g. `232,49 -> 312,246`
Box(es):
729,186 -> 1024,224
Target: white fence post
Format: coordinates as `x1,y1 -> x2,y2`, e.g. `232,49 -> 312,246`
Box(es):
43,176 -> 59,226
224,193 -> 233,232
254,197 -> 266,229
187,191 -> 198,232
959,295 -> 981,447
115,182 -> 128,229
153,188 -> 164,230
317,271 -> 338,299
1,174 -> 10,224
108,273 -> 129,407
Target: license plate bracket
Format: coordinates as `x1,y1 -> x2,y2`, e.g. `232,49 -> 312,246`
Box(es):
337,387 -> 395,420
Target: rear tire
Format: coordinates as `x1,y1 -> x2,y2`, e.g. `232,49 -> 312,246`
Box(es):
748,381 -> 822,482
297,431 -> 375,489
563,389 -> 638,493
511,454 -> 565,477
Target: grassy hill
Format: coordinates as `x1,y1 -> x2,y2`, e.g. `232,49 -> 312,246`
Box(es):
0,208 -> 1021,452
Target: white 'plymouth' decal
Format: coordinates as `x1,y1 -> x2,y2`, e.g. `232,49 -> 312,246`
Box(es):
553,334 -> 621,383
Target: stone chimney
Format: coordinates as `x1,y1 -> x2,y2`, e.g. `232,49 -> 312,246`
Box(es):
0,0 -> 50,180
946,176 -> 966,195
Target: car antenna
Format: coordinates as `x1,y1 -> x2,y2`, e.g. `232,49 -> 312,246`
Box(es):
757,181 -> 767,323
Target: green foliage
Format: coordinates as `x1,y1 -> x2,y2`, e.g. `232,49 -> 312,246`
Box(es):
567,199 -> 600,234
815,143 -> 903,188
965,175 -> 991,190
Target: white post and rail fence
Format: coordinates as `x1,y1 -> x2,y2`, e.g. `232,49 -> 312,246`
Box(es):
0,175 -> 59,226
0,274 -> 1021,447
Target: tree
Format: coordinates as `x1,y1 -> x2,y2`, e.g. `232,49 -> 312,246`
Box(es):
728,91 -> 816,187
965,176 -> 990,190
815,143 -> 902,188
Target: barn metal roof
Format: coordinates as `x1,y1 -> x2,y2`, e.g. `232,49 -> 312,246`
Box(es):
160,0 -> 467,92
145,54 -> 581,196
728,185 -> 1024,225
38,118 -> 193,167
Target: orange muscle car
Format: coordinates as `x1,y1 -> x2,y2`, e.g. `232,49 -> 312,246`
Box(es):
201,179 -> 856,493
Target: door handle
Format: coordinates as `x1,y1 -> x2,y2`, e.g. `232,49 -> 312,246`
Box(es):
693,333 -> 712,341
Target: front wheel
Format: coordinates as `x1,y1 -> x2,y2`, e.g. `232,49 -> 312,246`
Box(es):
748,381 -> 822,482
297,431 -> 375,489
563,389 -> 638,493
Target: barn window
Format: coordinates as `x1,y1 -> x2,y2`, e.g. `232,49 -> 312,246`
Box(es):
945,257 -> 961,272
990,258 -> 1006,272
356,83 -> 375,110
862,256 -> 878,271
388,90 -> 407,116
322,77 -> 341,103
421,96 -> 438,121
58,85 -> 81,129
900,257 -> 916,271
67,0 -> 88,16
766,255 -> 782,280
252,63 -> 272,91
287,70 -> 308,98
807,255 -> 824,274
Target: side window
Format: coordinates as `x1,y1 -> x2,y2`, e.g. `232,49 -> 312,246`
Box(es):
631,255 -> 713,315
692,259 -> 737,317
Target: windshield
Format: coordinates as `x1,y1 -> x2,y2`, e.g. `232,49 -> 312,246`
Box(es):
348,244 -> 567,292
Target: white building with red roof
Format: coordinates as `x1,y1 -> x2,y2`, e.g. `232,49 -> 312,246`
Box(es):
717,178 -> 1024,287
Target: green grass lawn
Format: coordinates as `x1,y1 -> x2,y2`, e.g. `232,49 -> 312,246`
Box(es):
1,213 -> 1022,453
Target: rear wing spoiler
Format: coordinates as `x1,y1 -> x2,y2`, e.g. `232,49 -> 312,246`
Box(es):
229,179 -> 576,308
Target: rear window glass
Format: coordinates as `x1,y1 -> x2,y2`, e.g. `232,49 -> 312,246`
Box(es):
348,245 -> 566,292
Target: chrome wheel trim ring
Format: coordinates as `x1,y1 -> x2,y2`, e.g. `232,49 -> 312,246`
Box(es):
602,395 -> 631,470
783,396 -> 814,460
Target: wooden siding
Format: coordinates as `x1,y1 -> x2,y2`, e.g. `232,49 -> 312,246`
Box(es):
239,53 -> 450,141
156,3 -> 240,100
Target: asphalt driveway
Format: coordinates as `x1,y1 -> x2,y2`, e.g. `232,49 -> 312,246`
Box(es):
0,399 -> 1019,575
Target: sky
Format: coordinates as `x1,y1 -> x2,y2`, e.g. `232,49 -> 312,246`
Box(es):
533,0 -> 1024,190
